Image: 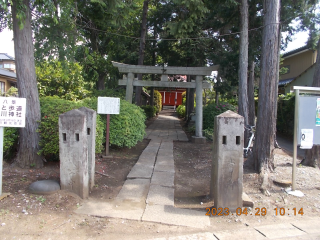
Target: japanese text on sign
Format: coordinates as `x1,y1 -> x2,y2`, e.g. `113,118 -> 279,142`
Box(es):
0,97 -> 26,128
97,97 -> 120,114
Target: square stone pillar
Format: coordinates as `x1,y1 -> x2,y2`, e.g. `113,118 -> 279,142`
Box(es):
78,107 -> 96,190
59,109 -> 89,199
210,110 -> 244,212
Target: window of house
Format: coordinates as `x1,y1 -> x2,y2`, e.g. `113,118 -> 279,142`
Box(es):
0,82 -> 5,93
4,64 -> 15,69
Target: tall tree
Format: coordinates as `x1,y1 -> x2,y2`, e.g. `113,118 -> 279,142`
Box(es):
238,0 -> 249,142
252,0 -> 281,173
247,61 -> 255,126
12,0 -> 43,168
135,0 -> 149,106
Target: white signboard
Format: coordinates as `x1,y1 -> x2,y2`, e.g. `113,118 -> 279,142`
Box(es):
97,97 -> 120,114
300,129 -> 313,149
0,97 -> 26,128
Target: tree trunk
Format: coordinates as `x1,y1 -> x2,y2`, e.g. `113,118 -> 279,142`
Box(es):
238,0 -> 249,145
187,87 -> 195,123
96,74 -> 106,90
252,0 -> 280,173
12,0 -> 43,168
135,0 -> 149,106
248,61 -> 255,126
304,38 -> 320,167
150,88 -> 154,106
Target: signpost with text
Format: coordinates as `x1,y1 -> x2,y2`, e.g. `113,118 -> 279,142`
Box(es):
0,97 -> 26,196
97,97 -> 120,156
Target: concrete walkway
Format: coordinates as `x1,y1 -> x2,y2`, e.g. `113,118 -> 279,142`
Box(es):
75,109 -> 210,228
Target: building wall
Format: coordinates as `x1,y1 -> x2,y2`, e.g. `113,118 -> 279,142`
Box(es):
159,89 -> 185,106
280,49 -> 317,80
285,65 -> 315,94
0,76 -> 17,93
0,60 -> 16,72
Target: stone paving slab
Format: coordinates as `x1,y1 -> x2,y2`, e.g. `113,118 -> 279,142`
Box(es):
137,155 -> 156,164
154,162 -> 175,173
116,179 -> 150,202
151,232 -> 217,240
74,199 -> 145,221
146,185 -> 174,206
142,204 -> 210,229
156,155 -> 174,163
291,220 -> 320,234
177,131 -> 189,141
127,163 -> 155,179
142,147 -> 160,155
213,228 -> 265,240
254,223 -> 306,239
151,171 -> 174,187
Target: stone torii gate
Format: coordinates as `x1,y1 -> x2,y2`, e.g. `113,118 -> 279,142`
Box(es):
112,61 -> 219,143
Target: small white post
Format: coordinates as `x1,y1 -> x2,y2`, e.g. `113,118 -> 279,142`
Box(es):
292,89 -> 299,191
0,127 -> 3,196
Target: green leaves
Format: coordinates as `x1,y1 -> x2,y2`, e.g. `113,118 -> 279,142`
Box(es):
203,102 -> 237,130
36,60 -> 91,101
109,100 -> 146,148
154,90 -> 162,114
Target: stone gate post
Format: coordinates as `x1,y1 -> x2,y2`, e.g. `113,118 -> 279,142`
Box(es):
59,109 -> 89,199
78,107 -> 96,190
210,110 -> 244,212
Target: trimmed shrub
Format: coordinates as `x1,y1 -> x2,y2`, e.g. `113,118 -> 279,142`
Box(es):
109,100 -> 146,148
37,96 -> 105,161
4,127 -> 18,159
82,98 -> 146,148
3,87 -> 20,160
181,91 -> 186,104
277,93 -> 295,136
154,90 -> 162,113
203,102 -> 237,131
176,105 -> 185,118
141,105 -> 157,119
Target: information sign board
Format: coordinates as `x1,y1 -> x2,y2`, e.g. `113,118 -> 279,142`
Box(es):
97,97 -> 120,115
0,97 -> 26,128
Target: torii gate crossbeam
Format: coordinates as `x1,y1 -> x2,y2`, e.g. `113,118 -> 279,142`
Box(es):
112,61 -> 219,143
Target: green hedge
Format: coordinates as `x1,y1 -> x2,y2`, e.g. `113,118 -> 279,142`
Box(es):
277,93 -> 295,136
154,90 -> 162,113
37,96 -> 104,160
141,105 -> 157,119
4,96 -> 146,161
203,102 -> 237,131
109,100 -> 146,147
176,105 -> 185,118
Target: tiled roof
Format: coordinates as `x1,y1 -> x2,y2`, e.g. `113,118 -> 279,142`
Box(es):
0,53 -> 15,60
278,78 -> 294,86
282,45 -> 310,58
0,68 -> 16,78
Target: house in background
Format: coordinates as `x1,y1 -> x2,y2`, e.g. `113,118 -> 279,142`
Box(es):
279,45 -> 317,94
0,53 -> 17,94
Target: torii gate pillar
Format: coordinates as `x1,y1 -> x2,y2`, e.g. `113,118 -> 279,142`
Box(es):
192,75 -> 206,144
